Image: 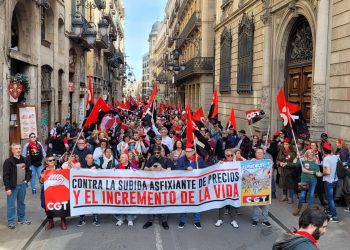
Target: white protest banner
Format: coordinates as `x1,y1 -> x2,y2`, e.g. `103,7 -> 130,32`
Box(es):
69,160 -> 271,216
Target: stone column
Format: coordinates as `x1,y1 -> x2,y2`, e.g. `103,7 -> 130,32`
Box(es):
310,0 -> 330,139
258,0 -> 272,133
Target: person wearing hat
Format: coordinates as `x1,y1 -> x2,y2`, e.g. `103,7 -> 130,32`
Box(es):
276,138 -> 297,204
322,142 -> 340,222
142,145 -> 173,230
176,144 -> 207,230
147,135 -> 170,158
237,129 -> 251,159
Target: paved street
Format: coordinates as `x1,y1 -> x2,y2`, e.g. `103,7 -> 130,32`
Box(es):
25,209 -> 283,250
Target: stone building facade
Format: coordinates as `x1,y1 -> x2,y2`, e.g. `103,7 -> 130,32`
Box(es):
142,52 -> 150,97
0,0 -> 125,164
215,0 -> 350,142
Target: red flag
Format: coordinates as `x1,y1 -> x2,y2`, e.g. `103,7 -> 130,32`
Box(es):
145,83 -> 158,111
177,101 -> 182,114
193,107 -> 204,122
124,99 -> 131,110
83,97 -> 111,128
208,87 -> 218,120
186,103 -> 194,148
227,107 -> 237,131
86,76 -> 94,109
276,88 -> 300,126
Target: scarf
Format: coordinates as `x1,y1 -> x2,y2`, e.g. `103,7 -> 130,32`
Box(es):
295,231 -> 318,248
102,155 -> 113,169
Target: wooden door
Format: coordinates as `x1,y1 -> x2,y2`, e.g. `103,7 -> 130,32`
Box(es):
286,65 -> 312,123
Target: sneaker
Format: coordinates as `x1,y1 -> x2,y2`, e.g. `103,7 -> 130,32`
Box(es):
178,222 -> 185,229
93,219 -> 101,227
128,220 -> 134,227
344,207 -> 350,212
18,219 -> 31,225
8,224 -> 15,229
32,189 -> 36,195
330,217 -> 340,223
116,220 -> 124,226
77,220 -> 86,227
142,221 -> 153,229
236,209 -> 241,215
215,219 -> 223,227
262,221 -> 272,228
194,222 -> 202,229
252,221 -> 258,227
231,220 -> 239,228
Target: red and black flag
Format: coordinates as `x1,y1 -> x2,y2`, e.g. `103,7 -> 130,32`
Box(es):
185,103 -> 194,148
142,84 -> 158,127
83,97 -> 111,128
245,109 -> 266,125
193,107 -> 205,129
226,107 -> 237,131
276,88 -> 300,127
208,87 -> 218,121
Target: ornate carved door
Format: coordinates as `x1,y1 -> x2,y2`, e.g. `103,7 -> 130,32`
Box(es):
287,65 -> 312,123
286,17 -> 313,124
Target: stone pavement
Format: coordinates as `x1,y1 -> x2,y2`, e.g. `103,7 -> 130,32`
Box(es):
0,185 -> 349,249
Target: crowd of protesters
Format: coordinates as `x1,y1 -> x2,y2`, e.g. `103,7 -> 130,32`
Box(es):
3,106 -> 350,234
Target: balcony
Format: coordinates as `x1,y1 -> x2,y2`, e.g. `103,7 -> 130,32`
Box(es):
174,57 -> 214,82
176,11 -> 201,49
103,2 -> 116,23
95,33 -> 109,50
178,0 -> 189,19
68,15 -> 94,50
103,41 -> 115,57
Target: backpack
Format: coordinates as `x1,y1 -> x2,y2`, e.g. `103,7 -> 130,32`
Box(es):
336,159 -> 346,179
273,235 -> 311,250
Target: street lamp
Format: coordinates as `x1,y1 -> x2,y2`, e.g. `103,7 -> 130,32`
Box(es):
84,24 -> 97,45
72,12 -> 84,36
98,17 -> 109,36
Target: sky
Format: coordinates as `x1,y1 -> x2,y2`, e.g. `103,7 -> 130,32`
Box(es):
123,0 -> 166,80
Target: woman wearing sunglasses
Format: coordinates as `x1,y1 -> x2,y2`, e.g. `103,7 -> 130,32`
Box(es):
39,155 -> 67,230
215,149 -> 239,228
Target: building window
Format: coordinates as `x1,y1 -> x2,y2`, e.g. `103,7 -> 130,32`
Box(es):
41,65 -> 53,102
41,7 -> 46,41
237,13 -> 254,94
219,27 -> 232,93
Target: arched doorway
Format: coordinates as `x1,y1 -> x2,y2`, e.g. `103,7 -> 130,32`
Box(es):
285,17 -> 313,124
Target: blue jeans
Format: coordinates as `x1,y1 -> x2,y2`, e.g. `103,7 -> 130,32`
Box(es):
30,165 -> 44,190
180,213 -> 200,224
283,188 -> 294,199
7,183 -> 27,225
298,179 -> 317,206
324,181 -> 337,218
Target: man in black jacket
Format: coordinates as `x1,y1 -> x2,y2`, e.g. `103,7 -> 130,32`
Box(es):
3,143 -> 32,229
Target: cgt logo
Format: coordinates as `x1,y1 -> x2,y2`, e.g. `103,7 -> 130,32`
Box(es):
47,201 -> 68,210
243,195 -> 269,203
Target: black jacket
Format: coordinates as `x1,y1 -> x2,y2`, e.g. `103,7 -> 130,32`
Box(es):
3,156 -> 31,191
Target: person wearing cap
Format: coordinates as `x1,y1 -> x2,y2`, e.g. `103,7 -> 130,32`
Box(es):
237,130 -> 251,159
322,142 -> 340,223
142,145 -> 173,230
276,138 -> 297,204
147,135 -> 170,158
176,144 -> 207,230
151,121 -> 174,151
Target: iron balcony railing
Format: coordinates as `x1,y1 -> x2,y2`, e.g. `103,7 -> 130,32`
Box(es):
175,57 -> 214,82
176,11 -> 201,49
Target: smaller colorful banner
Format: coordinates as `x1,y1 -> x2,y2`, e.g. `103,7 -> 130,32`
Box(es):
241,160 -> 271,206
44,169 -> 70,217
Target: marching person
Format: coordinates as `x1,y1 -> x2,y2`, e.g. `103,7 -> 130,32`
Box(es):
95,147 -> 119,169
115,153 -> 138,227
77,153 -> 101,227
215,148 -> 239,228
3,143 -> 32,229
40,155 -> 67,230
251,148 -> 272,228
22,133 -> 46,194
142,145 -> 173,230
93,139 -> 108,161
176,145 -> 207,230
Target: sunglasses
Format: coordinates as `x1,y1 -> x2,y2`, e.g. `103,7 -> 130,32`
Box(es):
185,151 -> 194,153
154,152 -> 161,154
225,154 -> 234,157
47,159 -> 55,162
30,136 -> 36,138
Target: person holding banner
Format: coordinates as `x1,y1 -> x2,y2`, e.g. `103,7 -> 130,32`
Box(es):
252,148 -> 272,228
176,145 -> 207,230
40,155 -> 67,230
115,153 -> 138,227
3,143 -> 32,229
215,149 -> 239,228
142,145 -> 173,230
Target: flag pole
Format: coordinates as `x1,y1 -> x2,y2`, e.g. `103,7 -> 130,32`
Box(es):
69,127 -> 84,158
265,125 -> 270,148
248,124 -> 253,138
193,133 -> 199,170
290,126 -> 304,169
